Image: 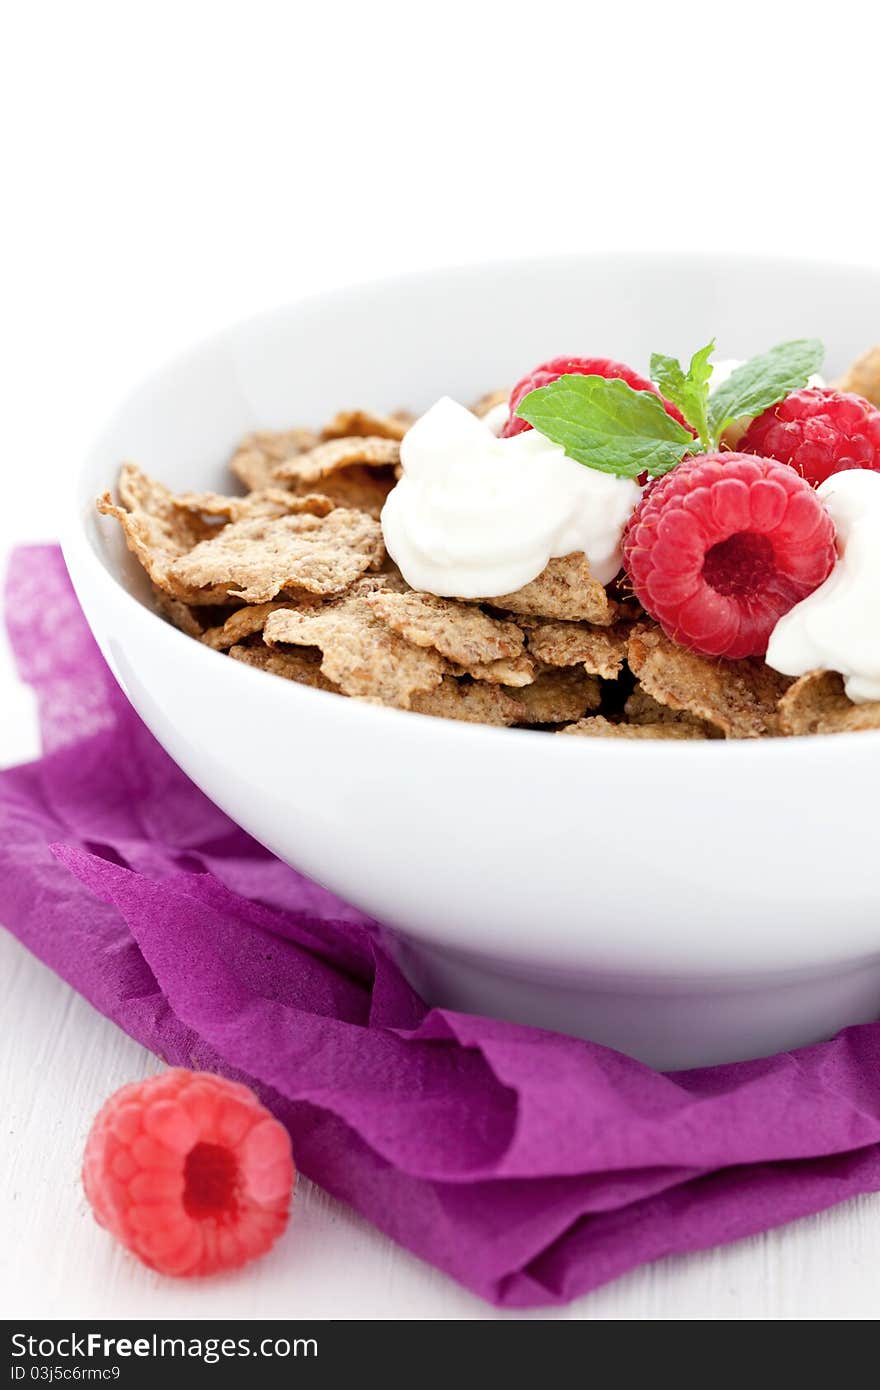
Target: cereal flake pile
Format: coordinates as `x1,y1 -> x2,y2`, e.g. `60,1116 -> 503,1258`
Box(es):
99,347 -> 880,740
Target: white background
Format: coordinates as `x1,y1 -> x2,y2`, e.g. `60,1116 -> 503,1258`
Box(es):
2,0 -> 880,1320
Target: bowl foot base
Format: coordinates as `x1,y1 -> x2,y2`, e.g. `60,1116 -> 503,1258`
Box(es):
392,938 -> 880,1070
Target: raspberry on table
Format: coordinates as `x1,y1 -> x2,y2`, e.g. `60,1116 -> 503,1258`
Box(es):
740,388 -> 880,487
623,453 -> 837,660
500,356 -> 693,438
82,1070 -> 295,1277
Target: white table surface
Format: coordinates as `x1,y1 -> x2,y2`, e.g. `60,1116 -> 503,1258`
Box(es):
4,0 -> 880,1320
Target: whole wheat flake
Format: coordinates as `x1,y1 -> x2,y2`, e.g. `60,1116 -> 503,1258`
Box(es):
166,508 -> 384,604
559,716 -> 707,740
626,625 -> 789,739
527,621 -> 629,678
228,642 -> 338,691
229,428 -> 320,492
490,554 -> 617,625
366,589 -> 526,665
410,678 -> 525,726
97,464 -> 220,597
263,579 -> 447,707
273,436 -> 400,486
777,669 -> 880,736
320,408 -> 413,442
508,668 -> 601,725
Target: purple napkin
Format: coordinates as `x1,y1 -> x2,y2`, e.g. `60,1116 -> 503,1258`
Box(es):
4,545 -> 880,1308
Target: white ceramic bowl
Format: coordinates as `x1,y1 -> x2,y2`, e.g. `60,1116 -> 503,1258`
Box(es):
64,254 -> 880,1069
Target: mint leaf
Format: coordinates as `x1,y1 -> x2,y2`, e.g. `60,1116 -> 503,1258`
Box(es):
517,374 -> 694,479
650,340 -> 714,450
708,338 -> 824,438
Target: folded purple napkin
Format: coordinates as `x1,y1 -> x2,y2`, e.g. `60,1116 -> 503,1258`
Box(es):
4,544 -> 880,1308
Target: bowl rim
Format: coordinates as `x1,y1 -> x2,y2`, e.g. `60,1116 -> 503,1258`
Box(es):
63,249 -> 880,762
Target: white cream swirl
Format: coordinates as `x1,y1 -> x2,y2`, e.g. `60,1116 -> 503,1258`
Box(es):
380,397 -> 641,598
480,399 -> 511,436
766,469 -> 880,702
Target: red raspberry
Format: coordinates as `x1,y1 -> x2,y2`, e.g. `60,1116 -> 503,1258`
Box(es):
623,453 -> 836,659
500,356 -> 693,438
740,388 -> 880,486
83,1070 -> 295,1277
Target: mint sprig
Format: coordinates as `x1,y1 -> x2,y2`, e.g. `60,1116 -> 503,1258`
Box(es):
517,375 -> 694,479
707,338 -> 824,439
513,336 -> 826,481
650,340 -> 715,452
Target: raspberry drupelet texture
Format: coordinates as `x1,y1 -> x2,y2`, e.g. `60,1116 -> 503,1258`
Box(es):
501,356 -> 693,438
740,388 -> 880,487
623,453 -> 837,659
82,1070 -> 295,1277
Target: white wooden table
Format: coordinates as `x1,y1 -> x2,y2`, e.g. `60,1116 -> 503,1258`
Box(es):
2,549 -> 879,1320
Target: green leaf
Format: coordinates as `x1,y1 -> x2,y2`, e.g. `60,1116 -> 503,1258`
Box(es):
707,338 -> 825,438
516,374 -> 695,479
650,340 -> 714,450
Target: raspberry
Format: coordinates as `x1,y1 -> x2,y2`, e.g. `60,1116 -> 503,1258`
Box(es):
500,356 -> 693,438
82,1070 -> 295,1277
623,453 -> 836,659
740,388 -> 880,487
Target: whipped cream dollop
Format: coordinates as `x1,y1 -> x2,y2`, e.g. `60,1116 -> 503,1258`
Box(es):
480,399 -> 511,436
381,397 -> 641,598
709,358 -> 745,392
766,469 -> 880,702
